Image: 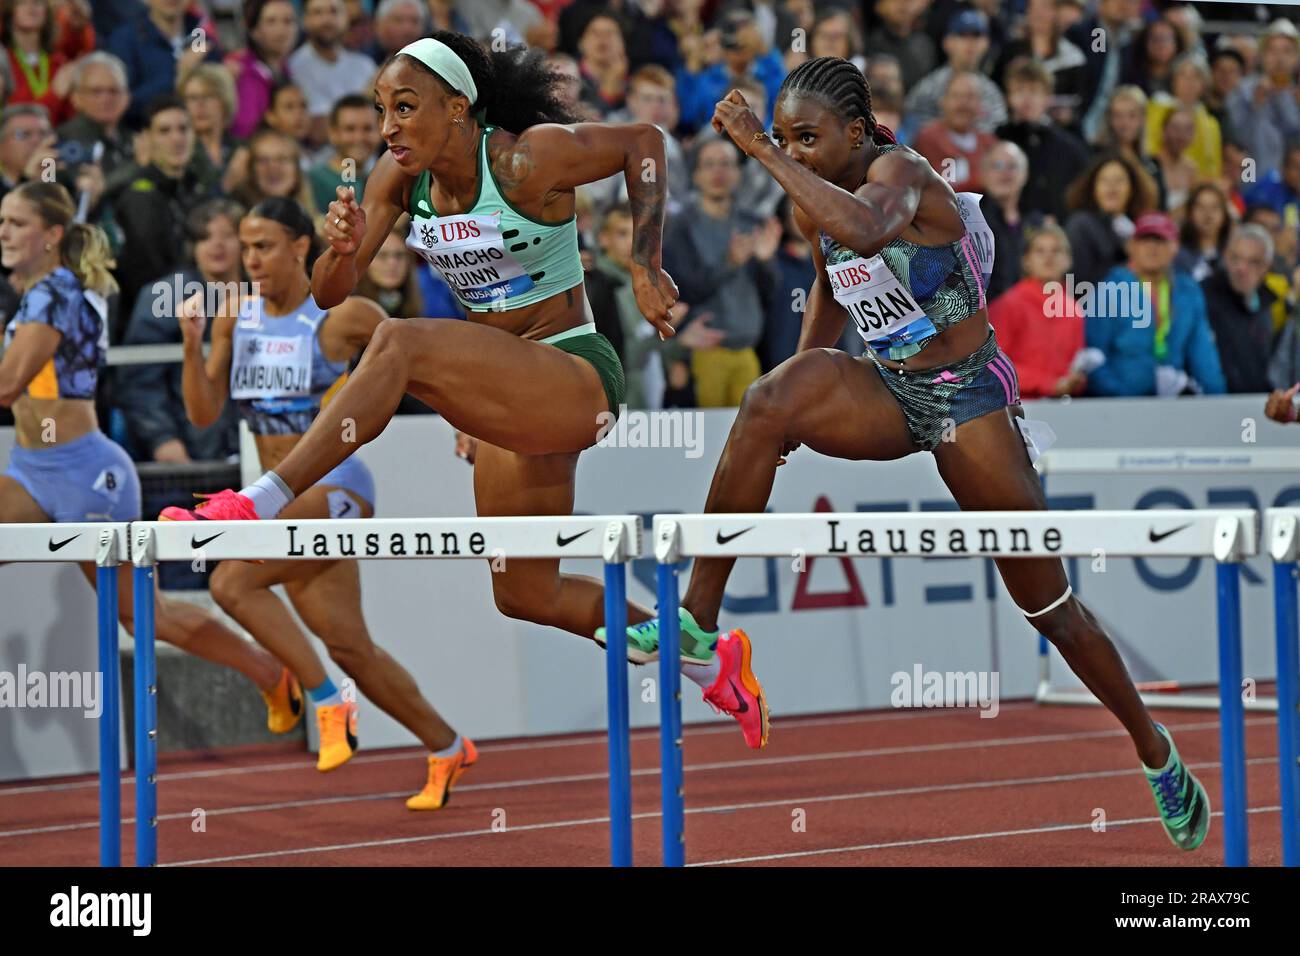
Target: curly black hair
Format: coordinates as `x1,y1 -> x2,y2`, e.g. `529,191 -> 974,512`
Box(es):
776,56 -> 896,145
392,30 -> 579,134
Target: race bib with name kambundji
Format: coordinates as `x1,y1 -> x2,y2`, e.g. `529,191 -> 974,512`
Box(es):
406,210 -> 535,307
229,333 -> 312,400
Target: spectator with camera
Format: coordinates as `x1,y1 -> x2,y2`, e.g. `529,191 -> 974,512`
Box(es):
1065,151 -> 1159,289
55,53 -> 133,189
676,8 -> 784,134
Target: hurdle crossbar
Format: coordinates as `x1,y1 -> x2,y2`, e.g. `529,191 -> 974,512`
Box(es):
1034,450 -> 1291,716
652,509 -> 1259,867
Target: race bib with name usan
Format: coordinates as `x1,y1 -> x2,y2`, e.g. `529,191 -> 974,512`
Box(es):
230,333 -> 312,400
406,210 -> 535,306
827,252 -> 934,348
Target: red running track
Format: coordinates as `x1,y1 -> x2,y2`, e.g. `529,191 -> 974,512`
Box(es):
0,699 -> 1285,866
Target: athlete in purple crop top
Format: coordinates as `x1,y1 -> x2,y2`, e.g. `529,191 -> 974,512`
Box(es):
0,182 -> 297,732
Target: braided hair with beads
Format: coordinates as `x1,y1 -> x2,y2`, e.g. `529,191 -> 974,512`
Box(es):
775,57 -> 897,146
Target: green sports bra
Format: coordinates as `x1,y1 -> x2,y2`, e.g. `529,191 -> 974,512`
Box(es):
404,125 -> 585,312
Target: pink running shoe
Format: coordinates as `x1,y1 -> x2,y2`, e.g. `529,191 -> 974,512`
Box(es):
159,488 -> 259,522
701,628 -> 770,749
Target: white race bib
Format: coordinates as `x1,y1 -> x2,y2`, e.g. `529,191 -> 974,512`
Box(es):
230,332 -> 312,400
407,210 -> 535,306
827,254 -> 930,343
956,192 -> 995,291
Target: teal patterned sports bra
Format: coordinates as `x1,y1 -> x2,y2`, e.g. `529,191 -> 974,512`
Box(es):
820,144 -> 994,361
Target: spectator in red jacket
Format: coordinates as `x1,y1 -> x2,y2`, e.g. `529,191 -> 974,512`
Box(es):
990,222 -> 1090,398
914,71 -> 999,193
3,0 -> 76,125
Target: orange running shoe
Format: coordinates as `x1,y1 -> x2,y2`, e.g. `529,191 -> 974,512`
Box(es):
406,737 -> 478,811
316,701 -> 359,771
261,667 -> 304,734
159,488 -> 259,522
701,629 -> 770,749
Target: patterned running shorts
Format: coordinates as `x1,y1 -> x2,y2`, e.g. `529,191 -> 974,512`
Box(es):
869,332 -> 1021,452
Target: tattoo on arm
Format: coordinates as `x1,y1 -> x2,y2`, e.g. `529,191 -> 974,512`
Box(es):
627,128 -> 667,277
492,140 -> 535,194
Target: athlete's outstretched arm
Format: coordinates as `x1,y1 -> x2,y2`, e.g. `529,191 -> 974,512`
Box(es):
501,122 -> 678,338
711,90 -> 923,258
314,153 -> 408,309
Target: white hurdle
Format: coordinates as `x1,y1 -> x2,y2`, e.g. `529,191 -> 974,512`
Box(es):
1034,447 -> 1300,714
0,523 -> 128,865
652,509 -> 1259,867
1,515 -> 643,867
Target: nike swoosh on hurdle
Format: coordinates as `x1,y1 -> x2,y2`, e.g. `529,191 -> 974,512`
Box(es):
47,534 -> 80,552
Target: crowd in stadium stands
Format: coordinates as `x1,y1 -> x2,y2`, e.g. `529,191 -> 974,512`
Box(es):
1,0 -> 1299,463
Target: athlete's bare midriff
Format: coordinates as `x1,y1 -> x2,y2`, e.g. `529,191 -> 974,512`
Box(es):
12,396 -> 97,449
457,280 -> 589,341
870,309 -> 992,373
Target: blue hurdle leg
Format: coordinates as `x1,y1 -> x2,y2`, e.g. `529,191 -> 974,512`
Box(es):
656,562 -> 684,867
96,564 -> 120,868
1216,563 -> 1248,867
133,564 -> 157,867
1274,561 -> 1300,867
603,561 -> 632,867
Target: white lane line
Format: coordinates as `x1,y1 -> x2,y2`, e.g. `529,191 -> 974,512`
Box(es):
690,806 -> 1283,866
156,755 -> 1277,867
1,718 -> 1251,838
0,703 -> 1044,798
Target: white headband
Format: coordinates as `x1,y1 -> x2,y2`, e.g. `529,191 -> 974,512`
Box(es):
398,37 -> 478,105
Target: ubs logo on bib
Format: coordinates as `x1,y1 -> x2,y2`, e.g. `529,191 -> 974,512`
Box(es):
420,224 -> 437,247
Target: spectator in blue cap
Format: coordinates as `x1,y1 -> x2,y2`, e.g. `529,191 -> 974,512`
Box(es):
906,9 -> 1006,133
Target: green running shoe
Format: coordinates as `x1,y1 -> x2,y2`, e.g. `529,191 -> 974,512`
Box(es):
1144,723 -> 1211,851
593,607 -> 718,665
